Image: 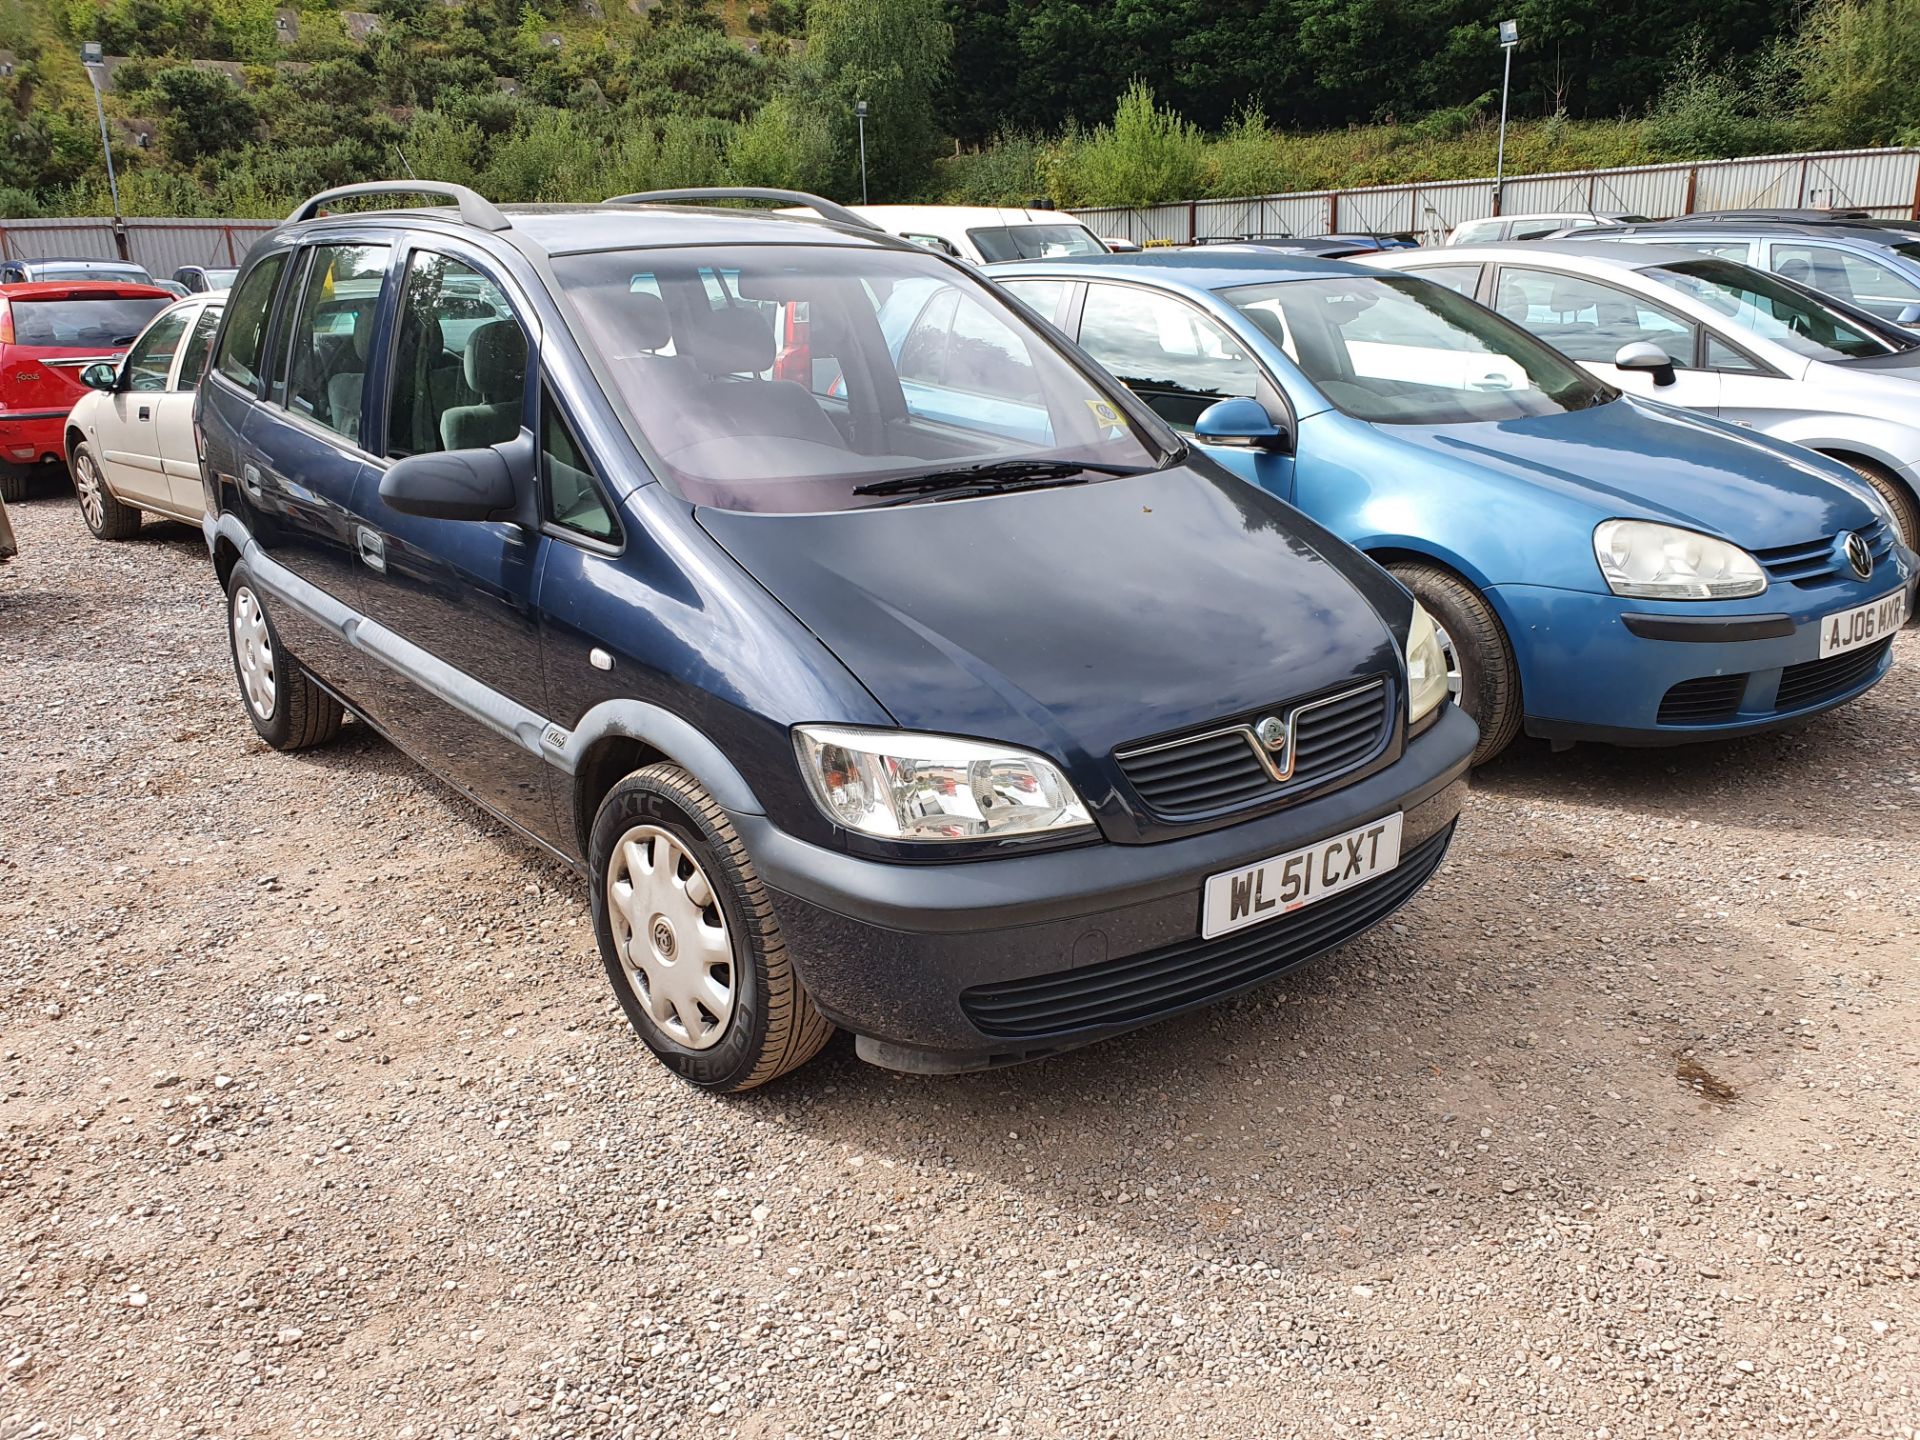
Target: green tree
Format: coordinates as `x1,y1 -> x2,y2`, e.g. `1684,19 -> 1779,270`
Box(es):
1795,0 -> 1920,144
1054,80 -> 1206,207
151,64 -> 258,165
803,0 -> 950,199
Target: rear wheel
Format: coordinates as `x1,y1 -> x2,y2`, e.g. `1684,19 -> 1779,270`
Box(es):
1829,454 -> 1919,554
71,442 -> 140,540
1387,561 -> 1522,764
0,464 -> 26,504
590,762 -> 833,1093
225,565 -> 343,751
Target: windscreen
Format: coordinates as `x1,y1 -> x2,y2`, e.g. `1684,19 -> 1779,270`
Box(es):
966,225 -> 1108,262
1221,274 -> 1613,424
12,295 -> 170,347
1645,258 -> 1903,360
204,269 -> 239,290
553,244 -> 1163,513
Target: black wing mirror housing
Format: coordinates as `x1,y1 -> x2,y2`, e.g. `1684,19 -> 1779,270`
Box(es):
378,431 -> 533,523
81,362 -> 119,392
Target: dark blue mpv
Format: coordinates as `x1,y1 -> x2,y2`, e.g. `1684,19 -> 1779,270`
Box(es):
198,184 -> 1474,1090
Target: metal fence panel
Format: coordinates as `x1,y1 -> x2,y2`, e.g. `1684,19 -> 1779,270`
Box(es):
0,216 -> 277,276
1071,147 -> 1920,244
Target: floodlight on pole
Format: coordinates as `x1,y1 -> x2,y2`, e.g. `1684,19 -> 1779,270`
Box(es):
80,41 -> 130,260
1493,19 -> 1518,217
854,100 -> 869,206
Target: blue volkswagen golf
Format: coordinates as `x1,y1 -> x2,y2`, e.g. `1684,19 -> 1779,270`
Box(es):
987,253 -> 1917,761
195,186 -> 1475,1090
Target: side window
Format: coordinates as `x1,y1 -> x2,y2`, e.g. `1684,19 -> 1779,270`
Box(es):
123,309 -> 190,393
213,253 -> 286,390
174,306 -> 221,390
281,243 -> 391,443
1672,241 -> 1751,261
1077,283 -> 1260,430
1705,335 -> 1764,373
1449,220 -> 1501,245
1492,268 -> 1694,367
1773,243 -> 1920,319
542,390 -> 618,542
1509,219 -> 1564,241
1403,264 -> 1481,298
897,290 -> 959,385
387,250 -> 526,458
1000,278 -> 1069,326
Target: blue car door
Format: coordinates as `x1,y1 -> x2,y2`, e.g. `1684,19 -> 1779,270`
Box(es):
1069,279 -> 1297,501
343,240 -> 559,842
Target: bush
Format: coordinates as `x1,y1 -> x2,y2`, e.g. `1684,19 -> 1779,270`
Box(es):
1646,40 -> 1798,160
1054,81 -> 1207,207
1795,0 -> 1920,146
1203,104 -> 1289,200
726,93 -> 831,191
934,130 -> 1048,205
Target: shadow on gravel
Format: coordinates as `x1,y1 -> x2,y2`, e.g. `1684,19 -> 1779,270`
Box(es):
750,814 -> 1797,1277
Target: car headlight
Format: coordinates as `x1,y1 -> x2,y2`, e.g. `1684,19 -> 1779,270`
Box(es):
1593,519 -> 1767,600
794,725 -> 1093,843
1405,601 -> 1451,728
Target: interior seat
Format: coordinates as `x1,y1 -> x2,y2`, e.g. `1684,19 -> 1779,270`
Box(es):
440,320 -> 527,451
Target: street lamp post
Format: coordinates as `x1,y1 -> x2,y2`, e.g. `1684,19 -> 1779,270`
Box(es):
80,42 -> 130,261
1493,19 -> 1518,217
854,100 -> 869,205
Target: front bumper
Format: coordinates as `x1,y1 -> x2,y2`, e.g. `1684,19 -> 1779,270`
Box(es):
1495,558 -> 1917,745
735,704 -> 1475,1071
0,411 -> 71,469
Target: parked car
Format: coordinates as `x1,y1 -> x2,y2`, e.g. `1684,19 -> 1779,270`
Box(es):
1567,214 -> 1920,327
800,204 -> 1112,264
198,182 -> 1475,1091
988,252 -> 1915,761
0,256 -> 157,285
0,280 -> 174,501
173,265 -> 239,294
1447,212 -> 1651,245
64,294 -> 225,538
1365,241 -> 1920,549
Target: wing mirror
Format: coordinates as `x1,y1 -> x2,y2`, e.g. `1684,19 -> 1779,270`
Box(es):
1896,303 -> 1920,327
379,431 -> 533,523
1195,396 -> 1292,452
1613,341 -> 1676,387
81,362 -> 119,392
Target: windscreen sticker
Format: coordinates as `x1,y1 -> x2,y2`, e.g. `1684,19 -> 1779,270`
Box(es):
1085,397 -> 1127,437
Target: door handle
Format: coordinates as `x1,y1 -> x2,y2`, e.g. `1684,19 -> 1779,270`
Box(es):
241,462 -> 264,500
356,525 -> 387,573
138,405 -> 151,421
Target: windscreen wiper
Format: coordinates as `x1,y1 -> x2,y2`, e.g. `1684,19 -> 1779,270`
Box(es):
852,458 -> 1148,499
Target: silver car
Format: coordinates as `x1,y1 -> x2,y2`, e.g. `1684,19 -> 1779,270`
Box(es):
1364,241 -> 1920,547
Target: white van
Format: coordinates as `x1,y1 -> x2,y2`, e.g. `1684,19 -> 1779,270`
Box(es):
813,205 -> 1112,264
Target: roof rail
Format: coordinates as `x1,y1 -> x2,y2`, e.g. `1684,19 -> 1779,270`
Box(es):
286,182 -> 511,232
602,187 -> 883,232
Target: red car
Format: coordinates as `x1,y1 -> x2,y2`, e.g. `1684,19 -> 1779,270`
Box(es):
0,280 -> 173,501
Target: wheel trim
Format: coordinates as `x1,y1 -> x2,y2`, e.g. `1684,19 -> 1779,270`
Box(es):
74,452 -> 105,532
606,824 -> 735,1050
1430,618 -> 1464,702
232,586 -> 277,720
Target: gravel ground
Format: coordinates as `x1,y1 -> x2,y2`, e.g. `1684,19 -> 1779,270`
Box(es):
3,481 -> 1919,1440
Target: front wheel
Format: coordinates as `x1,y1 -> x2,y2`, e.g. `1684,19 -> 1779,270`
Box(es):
1388,561 -> 1522,764
590,763 -> 833,1093
1830,455 -> 1920,554
71,442 -> 140,540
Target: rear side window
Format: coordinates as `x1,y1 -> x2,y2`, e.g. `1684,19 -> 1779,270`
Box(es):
280,243 -> 391,443
1402,264 -> 1481,298
215,254 -> 287,389
11,295 -> 168,348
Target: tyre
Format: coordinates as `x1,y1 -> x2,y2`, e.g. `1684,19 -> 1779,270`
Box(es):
1387,560 -> 1522,764
0,465 -> 26,504
1830,454 -> 1920,555
589,762 -> 833,1093
225,564 -> 343,751
70,442 -> 140,541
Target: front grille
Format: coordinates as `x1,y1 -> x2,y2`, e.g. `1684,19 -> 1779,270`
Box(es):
1115,680 -> 1392,818
1657,672 -> 1747,725
1775,637 -> 1892,710
960,823 -> 1455,1040
1753,520 -> 1893,589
